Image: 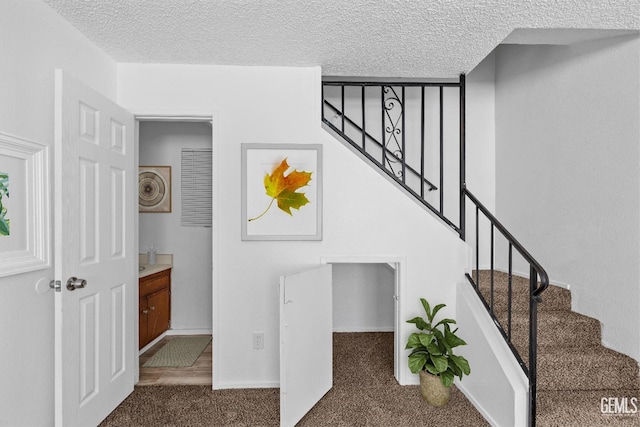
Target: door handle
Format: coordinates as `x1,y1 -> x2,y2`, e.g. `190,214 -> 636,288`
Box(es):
66,277 -> 87,291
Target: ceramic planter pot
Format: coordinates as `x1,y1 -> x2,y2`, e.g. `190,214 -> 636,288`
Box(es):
419,370 -> 451,407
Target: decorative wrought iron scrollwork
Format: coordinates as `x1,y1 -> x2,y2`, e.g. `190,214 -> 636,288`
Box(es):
382,86 -> 404,179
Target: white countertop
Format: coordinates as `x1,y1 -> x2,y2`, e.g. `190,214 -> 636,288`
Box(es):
139,254 -> 173,279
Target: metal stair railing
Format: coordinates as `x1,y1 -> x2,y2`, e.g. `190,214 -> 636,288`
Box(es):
322,80 -> 463,234
323,99 -> 439,192
321,75 -> 549,427
463,186 -> 549,427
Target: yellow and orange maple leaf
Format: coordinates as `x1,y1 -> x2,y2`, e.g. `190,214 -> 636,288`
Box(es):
248,158 -> 312,222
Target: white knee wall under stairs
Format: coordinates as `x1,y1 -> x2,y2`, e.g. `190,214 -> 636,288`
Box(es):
455,280 -> 529,427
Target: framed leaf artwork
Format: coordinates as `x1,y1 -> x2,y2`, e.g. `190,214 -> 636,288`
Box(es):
241,144 -> 322,241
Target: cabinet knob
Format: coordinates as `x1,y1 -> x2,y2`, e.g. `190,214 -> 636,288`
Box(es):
150,306 -> 155,311
142,309 -> 149,314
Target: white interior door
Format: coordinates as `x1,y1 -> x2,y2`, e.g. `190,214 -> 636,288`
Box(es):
54,69 -> 136,427
280,264 -> 333,427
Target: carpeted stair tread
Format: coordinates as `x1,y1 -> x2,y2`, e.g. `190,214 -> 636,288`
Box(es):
537,389 -> 640,426
505,310 -> 602,351
537,346 -> 640,391
474,271 -> 572,312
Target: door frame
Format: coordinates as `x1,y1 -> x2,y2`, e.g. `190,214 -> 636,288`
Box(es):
130,111 -> 220,387
320,255 -> 407,385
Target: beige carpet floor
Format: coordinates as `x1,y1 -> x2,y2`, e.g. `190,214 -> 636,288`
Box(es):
101,332 -> 488,426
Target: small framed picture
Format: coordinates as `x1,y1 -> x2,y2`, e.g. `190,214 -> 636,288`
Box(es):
241,144 -> 322,241
139,166 -> 172,213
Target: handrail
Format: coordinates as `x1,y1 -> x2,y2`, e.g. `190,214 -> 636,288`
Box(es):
323,99 -> 438,192
323,81 -> 461,87
463,186 -> 549,298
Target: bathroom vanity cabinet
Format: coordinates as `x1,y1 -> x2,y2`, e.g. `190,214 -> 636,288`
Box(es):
139,268 -> 171,349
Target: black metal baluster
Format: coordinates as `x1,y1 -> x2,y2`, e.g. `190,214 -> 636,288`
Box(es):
459,75 -> 466,240
321,83 -> 325,122
490,224 -> 495,314
401,86 -> 406,183
361,85 -> 366,151
475,205 -> 479,288
439,86 -> 444,214
381,86 -> 386,169
508,243 -> 513,341
529,266 -> 539,427
341,85 -> 345,133
420,86 -> 425,198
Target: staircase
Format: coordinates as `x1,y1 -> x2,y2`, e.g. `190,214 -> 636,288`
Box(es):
476,270 -> 640,426
321,76 -> 640,426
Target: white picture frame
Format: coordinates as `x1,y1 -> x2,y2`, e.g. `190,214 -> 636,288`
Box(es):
241,143 -> 322,241
0,132 -> 50,277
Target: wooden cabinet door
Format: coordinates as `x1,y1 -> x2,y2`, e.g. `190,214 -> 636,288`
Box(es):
139,297 -> 149,349
147,288 -> 170,343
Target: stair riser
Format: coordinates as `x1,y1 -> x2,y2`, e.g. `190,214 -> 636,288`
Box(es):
499,316 -> 602,350
538,357 -> 640,391
473,271 -> 571,312
475,285 -> 571,313
537,389 -> 640,427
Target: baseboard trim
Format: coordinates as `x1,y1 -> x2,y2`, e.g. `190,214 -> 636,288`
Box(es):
166,328 -> 213,336
138,332 -> 167,355
333,327 -> 394,333
214,381 -> 280,390
138,329 -> 213,355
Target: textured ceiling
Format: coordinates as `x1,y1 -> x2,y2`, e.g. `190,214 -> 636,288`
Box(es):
42,0 -> 640,78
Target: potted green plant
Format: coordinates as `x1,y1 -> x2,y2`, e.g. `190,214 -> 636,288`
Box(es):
406,298 -> 470,406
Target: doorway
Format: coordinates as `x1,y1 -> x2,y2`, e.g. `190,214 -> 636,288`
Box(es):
135,118 -> 214,384
322,257 -> 404,383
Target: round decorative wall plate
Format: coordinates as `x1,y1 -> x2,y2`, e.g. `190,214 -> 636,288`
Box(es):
139,166 -> 171,212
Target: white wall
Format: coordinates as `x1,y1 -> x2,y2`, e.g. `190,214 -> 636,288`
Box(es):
332,263 -> 394,332
465,51 -> 497,270
118,63 -> 469,388
0,1 -> 117,425
139,121 -> 212,331
494,35 -> 640,361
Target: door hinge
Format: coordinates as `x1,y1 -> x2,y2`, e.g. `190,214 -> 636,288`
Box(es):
49,280 -> 62,292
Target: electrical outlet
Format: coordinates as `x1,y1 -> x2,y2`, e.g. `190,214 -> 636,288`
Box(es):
253,332 -> 264,350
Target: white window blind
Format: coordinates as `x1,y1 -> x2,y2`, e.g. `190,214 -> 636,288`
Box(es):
181,148 -> 212,227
